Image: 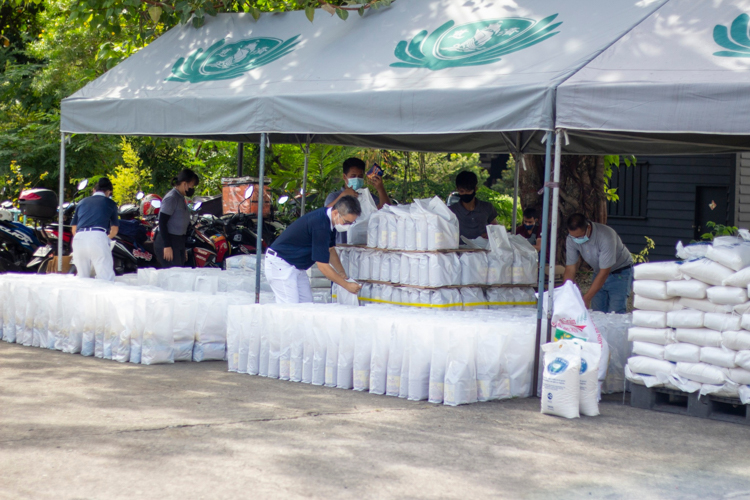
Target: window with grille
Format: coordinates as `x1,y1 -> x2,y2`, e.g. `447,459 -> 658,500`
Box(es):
607,161 -> 648,219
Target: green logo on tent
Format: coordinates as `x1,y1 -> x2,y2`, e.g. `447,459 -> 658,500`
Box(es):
713,13 -> 750,58
166,35 -> 300,83
391,15 -> 561,70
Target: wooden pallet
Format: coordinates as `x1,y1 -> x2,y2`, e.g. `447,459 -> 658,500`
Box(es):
631,383 -> 750,425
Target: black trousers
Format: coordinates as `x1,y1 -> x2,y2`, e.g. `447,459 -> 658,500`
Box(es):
154,231 -> 186,268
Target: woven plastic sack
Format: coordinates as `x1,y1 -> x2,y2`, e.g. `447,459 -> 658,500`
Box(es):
676,241 -> 711,260
703,313 -> 741,332
632,310 -> 667,328
633,280 -> 670,300
632,341 -> 666,360
680,258 -> 734,286
728,368 -> 750,385
706,243 -> 750,271
700,346 -> 737,368
707,286 -> 748,305
737,350 -> 750,370
678,297 -> 733,313
666,279 -> 708,299
540,340 -> 581,419
722,267 -> 750,288
634,295 -> 683,312
666,309 -> 704,328
676,362 -> 728,385
627,356 -> 675,377
460,252 -> 489,285
444,331 -> 478,406
628,327 -> 674,345
664,343 -> 701,363
675,328 -> 722,347
634,261 -> 684,281
722,330 -> 750,351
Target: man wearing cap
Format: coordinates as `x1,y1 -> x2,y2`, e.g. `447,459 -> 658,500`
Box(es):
71,177 -> 119,281
265,196 -> 363,304
563,213 -> 633,313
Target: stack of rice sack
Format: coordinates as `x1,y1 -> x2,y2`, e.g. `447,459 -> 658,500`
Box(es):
351,282 -> 536,310
366,196 -> 460,251
627,239 -> 750,401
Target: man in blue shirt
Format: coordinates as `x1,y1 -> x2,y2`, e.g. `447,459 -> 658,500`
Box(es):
71,177 -> 119,281
266,196 -> 362,303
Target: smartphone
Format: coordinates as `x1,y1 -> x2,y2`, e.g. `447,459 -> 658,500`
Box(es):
367,163 -> 384,177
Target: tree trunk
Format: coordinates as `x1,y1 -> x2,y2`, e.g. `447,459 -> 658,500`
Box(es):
519,154 -> 608,265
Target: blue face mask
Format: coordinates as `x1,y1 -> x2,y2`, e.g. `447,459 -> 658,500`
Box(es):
572,235 -> 589,244
347,177 -> 364,191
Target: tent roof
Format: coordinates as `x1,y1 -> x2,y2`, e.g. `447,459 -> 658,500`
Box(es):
557,0 -> 750,154
61,0 -> 664,153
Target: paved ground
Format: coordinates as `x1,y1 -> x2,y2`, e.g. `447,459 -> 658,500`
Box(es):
2,342 -> 750,500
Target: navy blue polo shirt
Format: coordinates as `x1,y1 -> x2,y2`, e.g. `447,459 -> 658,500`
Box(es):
71,193 -> 119,230
270,208 -> 335,270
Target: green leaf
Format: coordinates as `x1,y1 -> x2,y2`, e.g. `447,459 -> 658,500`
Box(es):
251,7 -> 261,20
305,5 -> 314,22
336,8 -> 348,20
148,6 -> 162,23
358,6 -> 365,16
192,16 -> 205,28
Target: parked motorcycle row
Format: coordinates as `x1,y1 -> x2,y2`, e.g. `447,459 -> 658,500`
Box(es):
0,183 -> 285,276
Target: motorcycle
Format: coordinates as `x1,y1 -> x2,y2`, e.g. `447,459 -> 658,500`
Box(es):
184,203 -> 230,268
115,192 -> 161,270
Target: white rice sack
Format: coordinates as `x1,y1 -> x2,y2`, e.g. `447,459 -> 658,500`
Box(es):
633,280 -> 671,300
460,252 -> 489,286
141,297 -> 175,365
384,213 -> 398,249
460,287 -> 487,310
707,286 -> 748,305
348,250 -> 360,280
407,329 -> 433,401
632,310 -> 667,329
632,341 -> 666,360
476,325 -> 510,402
706,242 -> 750,271
389,253 -> 401,284
722,330 -> 750,351
703,313 -> 742,332
404,216 -> 417,251
369,318 -> 392,395
540,340 -> 581,419
399,254 -> 410,285
418,254 -> 430,287
578,341 -> 602,417
428,253 -> 460,288
664,343 -> 701,363
359,250 -> 372,281
633,261 -> 683,281
386,324 -> 406,396
666,279 -> 708,299
628,327 -> 674,346
700,346 -> 737,368
676,241 -> 711,260
353,320 -> 374,391
634,295 -> 683,312
678,297 -> 733,314
627,356 -> 675,377
428,326 -> 450,404
676,362 -> 728,385
379,251 -> 390,282
443,331 -> 478,406
728,368 -> 750,385
370,251 -> 382,282
736,350 -> 750,370
700,381 -> 740,399
408,255 -> 420,286
666,310 -> 704,329
367,212 -> 381,248
735,302 -> 750,315
679,258 -> 734,286
675,328 -> 722,347
723,267 -> 750,288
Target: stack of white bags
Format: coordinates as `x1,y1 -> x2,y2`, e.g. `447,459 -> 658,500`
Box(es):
350,282 -> 536,309
541,339 -> 602,419
626,235 -> 750,402
226,303 -> 538,405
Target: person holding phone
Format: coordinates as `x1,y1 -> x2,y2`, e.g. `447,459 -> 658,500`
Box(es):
325,157 -> 391,244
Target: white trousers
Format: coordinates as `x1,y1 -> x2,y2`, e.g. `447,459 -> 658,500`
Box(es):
72,231 -> 115,281
264,253 -> 313,304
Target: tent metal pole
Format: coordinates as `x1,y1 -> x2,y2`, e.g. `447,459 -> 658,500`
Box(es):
300,136 -> 310,216
546,130 -> 563,342
532,131 -> 553,398
237,142 -> 244,177
255,133 -> 267,304
511,155 -> 520,232
58,132 -> 66,273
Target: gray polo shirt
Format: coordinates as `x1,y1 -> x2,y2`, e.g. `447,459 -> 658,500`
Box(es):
160,188 -> 191,236
449,200 -> 498,240
566,222 -> 632,273
324,189 -> 380,244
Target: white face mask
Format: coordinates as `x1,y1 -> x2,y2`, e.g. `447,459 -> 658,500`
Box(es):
334,213 -> 351,232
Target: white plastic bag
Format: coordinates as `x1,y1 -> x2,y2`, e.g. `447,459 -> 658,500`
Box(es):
632,310 -> 667,329
632,341 -> 666,360
460,252 -> 489,286
627,327 -> 674,345
627,356 -> 675,377
664,343 -> 701,363
141,296 -> 174,365
676,241 -> 711,260
674,328 -> 722,347
634,295 -> 683,312
335,281 -> 360,307
722,267 -> 750,288
389,253 -> 400,284
666,309 -> 704,329
633,280 -> 671,300
486,225 -> 514,285
540,340 -> 581,419
509,234 -> 538,285
706,243 -> 750,271
679,258 -> 734,286
703,313 -> 741,332
443,331 -> 478,406
707,286 -> 748,305
578,341 -> 602,417
676,362 -> 728,385
634,262 -> 684,281
666,279 -> 708,299
367,212 -> 381,248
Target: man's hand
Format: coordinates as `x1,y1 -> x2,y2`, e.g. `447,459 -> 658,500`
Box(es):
163,247 -> 173,262
368,173 -> 384,190
582,293 -> 593,309
342,186 -> 359,198
344,281 -> 362,295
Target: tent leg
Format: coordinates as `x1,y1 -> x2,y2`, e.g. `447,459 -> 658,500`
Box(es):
255,133 -> 267,304
58,133 -> 66,273
511,154 -> 520,231
237,142 -> 244,177
546,130 -> 564,342
301,137 -> 310,216
532,131 -> 553,398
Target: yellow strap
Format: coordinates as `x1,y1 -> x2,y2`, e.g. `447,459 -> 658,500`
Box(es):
359,297 -> 463,308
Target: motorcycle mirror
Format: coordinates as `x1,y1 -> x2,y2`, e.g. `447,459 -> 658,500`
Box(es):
193,201 -> 203,211
244,185 -> 254,199
151,200 -> 162,209
136,191 -> 144,200
62,202 -> 71,209
77,179 -> 89,191
278,195 -> 289,205
1,200 -> 12,209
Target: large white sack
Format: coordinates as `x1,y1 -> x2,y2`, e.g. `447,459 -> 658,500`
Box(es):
410,197 -> 460,250
728,368 -> 750,385
627,356 -> 676,377
676,241 -> 711,260
633,280 -> 671,300
676,362 -> 728,385
2,281 -> 16,343
367,211 -> 381,248
632,341 -> 666,360
48,287 -> 65,351
706,243 -> 750,271
385,322 -> 407,397
666,279 -> 708,299
722,330 -> 750,351
324,316 -> 341,388
632,310 -> 667,329
369,317 -> 392,395
634,295 -> 683,312
700,381 -> 741,399
348,250 -> 360,280
141,296 -> 174,365
700,346 -> 737,368
193,295 -> 230,362
666,309 -> 704,329
428,326 -> 450,404
664,343 -> 701,363
460,252 -> 489,286
353,317 -> 374,391
486,225 -> 514,285
509,235 -> 538,285
461,287 -> 487,310
723,267 -> 750,288
633,262 -> 684,281
679,258 -> 734,286
675,328 -> 722,347
172,297 -> 198,362
678,297 -> 733,314
736,350 -> 750,371
578,341 -> 601,417
407,327 -> 432,401
389,253 -> 400,284
226,305 -> 242,372
32,288 -> 50,349
707,286 -> 748,305
428,253 -> 460,288
703,313 -> 742,332
734,302 -> 750,314
443,331 -> 478,406
625,364 -> 668,388
288,308 -> 304,381
540,340 -> 581,419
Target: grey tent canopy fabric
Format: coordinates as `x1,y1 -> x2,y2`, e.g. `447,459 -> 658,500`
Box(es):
61,0 -> 666,153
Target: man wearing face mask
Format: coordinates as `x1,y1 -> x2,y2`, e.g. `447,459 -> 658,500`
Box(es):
154,168 -> 200,268
449,171 -> 498,240
563,213 -> 633,313
325,157 -> 390,244
266,196 -> 363,304
515,207 -> 542,252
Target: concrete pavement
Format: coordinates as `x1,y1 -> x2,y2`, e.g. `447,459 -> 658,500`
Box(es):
1,342 -> 749,500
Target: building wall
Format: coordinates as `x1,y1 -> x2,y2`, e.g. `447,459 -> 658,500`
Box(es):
606,154 -> 737,262
736,153 -> 750,229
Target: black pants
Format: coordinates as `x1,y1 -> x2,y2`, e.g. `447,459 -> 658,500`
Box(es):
154,231 -> 186,268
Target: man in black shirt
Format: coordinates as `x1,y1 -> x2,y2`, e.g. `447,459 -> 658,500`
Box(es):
71,177 -> 119,280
